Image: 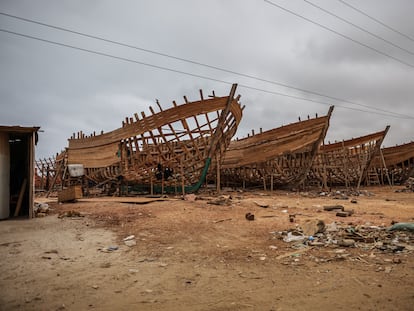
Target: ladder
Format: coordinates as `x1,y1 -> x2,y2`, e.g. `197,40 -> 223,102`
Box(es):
367,168 -> 380,185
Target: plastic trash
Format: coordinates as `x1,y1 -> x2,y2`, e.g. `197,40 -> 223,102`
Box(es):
283,232 -> 306,243
388,223 -> 414,232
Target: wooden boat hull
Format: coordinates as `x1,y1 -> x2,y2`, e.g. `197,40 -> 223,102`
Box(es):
372,141 -> 414,184
219,106 -> 333,189
65,84 -> 243,193
308,126 -> 390,188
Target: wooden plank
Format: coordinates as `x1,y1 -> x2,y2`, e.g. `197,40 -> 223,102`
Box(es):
14,178 -> 27,217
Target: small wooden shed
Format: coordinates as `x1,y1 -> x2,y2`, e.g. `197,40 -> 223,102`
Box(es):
0,126 -> 40,219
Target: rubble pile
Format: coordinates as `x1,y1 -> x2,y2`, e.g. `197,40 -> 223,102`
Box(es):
298,189 -> 375,200
404,177 -> 413,192
273,221 -> 414,254
33,202 -> 50,217
394,177 -> 414,192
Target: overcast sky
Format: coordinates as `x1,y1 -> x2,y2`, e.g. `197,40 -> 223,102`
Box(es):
1,0 -> 413,159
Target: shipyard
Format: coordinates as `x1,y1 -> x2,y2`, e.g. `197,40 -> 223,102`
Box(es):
1,1 -> 413,310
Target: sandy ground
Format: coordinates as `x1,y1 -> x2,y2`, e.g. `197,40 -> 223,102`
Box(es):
0,186 -> 413,311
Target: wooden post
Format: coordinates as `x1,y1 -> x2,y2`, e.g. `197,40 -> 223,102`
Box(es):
342,141 -> 349,189
322,164 -> 327,190
380,149 -> 392,188
242,167 -> 246,189
181,161 -> 185,196
161,169 -> 165,195
150,172 -> 154,195
46,166 -> 50,190
14,179 -> 27,217
216,154 -> 221,194
357,153 -> 368,190
270,173 -> 274,191
40,163 -> 44,190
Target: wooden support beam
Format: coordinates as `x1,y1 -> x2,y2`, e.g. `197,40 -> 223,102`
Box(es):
380,149 -> 392,187
216,154 -> 221,194
14,179 -> 27,217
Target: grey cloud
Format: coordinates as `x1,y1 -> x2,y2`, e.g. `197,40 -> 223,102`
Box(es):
0,0 -> 413,159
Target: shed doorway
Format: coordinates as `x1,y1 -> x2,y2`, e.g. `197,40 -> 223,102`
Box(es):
0,126 -> 39,219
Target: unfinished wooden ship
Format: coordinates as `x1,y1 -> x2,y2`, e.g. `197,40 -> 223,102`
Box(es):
371,141 -> 414,185
219,106 -> 334,189
65,84 -> 243,193
35,155 -> 61,191
308,126 -> 390,188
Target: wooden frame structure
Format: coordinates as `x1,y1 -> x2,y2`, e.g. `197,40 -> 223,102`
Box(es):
372,141 -> 414,185
65,84 -> 243,193
35,154 -> 64,192
308,126 -> 390,188
219,106 -> 334,190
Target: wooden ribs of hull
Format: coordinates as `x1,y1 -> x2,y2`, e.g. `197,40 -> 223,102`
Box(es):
35,153 -> 65,191
220,106 -> 333,188
66,85 -> 243,190
309,126 -> 390,187
372,141 -> 414,184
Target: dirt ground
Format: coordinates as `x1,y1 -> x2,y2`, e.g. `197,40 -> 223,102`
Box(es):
1,186 -> 413,311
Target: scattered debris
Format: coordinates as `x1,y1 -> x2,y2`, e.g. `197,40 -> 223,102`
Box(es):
99,246 -> 118,253
120,198 -> 169,205
395,177 -> 414,192
276,247 -> 311,260
254,201 -> 269,208
184,194 -> 196,201
124,239 -> 137,247
33,202 -> 50,217
300,219 -> 325,236
323,205 -> 354,217
323,205 -> 344,211
338,239 -> 356,247
213,218 -> 232,224
123,235 -> 135,241
336,210 -> 354,217
272,220 -> 413,256
100,262 -> 111,268
319,189 -> 375,198
44,249 -> 58,254
58,210 -> 83,218
207,196 -> 232,206
388,223 -> 414,232
283,231 -> 306,243
334,194 -> 349,200
245,212 -> 255,221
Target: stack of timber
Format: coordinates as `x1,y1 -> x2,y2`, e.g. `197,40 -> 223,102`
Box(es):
372,141 -> 414,185
309,126 -> 390,188
219,106 -> 334,189
65,84 -> 243,193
